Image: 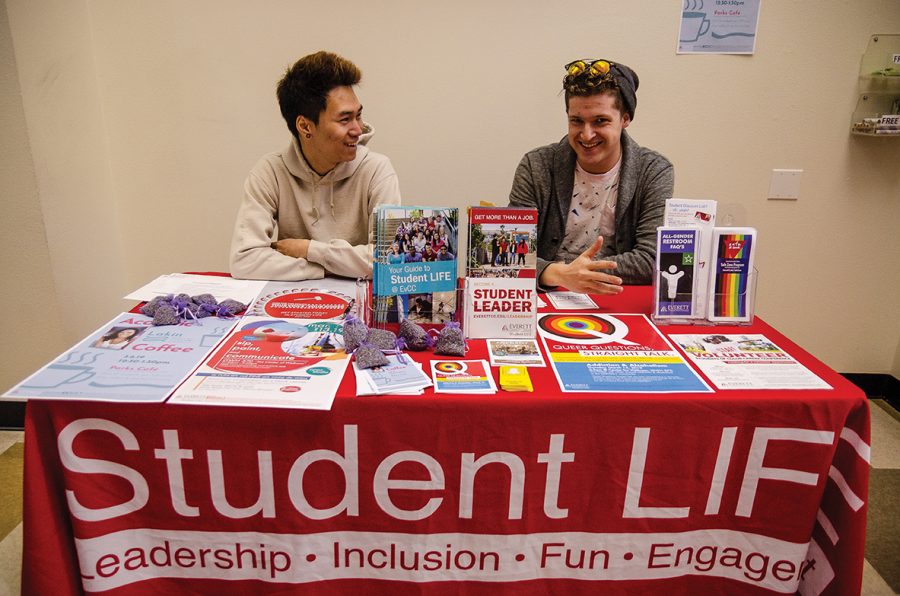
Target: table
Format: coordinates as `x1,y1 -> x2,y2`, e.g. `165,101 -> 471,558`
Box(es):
21,287 -> 869,595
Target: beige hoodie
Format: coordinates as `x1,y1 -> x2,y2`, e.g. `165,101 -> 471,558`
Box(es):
229,124 -> 401,280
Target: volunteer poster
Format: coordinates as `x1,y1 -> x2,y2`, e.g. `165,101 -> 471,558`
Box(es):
670,334 -> 832,390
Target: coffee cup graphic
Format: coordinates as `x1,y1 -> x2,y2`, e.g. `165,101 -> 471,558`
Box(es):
680,11 -> 710,42
23,364 -> 95,389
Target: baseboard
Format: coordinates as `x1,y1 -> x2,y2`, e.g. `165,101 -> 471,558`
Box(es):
841,373 -> 900,411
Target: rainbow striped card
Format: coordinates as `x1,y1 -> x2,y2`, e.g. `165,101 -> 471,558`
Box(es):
707,227 -> 756,323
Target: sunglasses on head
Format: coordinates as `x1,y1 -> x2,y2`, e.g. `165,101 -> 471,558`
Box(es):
564,59 -> 615,90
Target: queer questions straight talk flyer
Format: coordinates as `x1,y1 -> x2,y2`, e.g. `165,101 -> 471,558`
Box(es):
3,313 -> 235,403
430,360 -> 497,394
536,313 -> 711,393
168,316 -> 350,409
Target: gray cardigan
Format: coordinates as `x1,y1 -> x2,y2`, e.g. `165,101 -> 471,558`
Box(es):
508,131 -> 674,287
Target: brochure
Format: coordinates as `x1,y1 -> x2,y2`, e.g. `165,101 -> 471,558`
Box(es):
463,206 -> 538,339
664,199 -> 717,319
499,366 -> 534,392
353,355 -> 432,395
372,205 -> 459,325
486,339 -> 545,367
431,360 -> 497,394
536,312 -> 712,393
3,313 -> 235,402
654,227 -> 701,320
708,227 -> 756,323
670,334 -> 832,390
167,316 -> 350,409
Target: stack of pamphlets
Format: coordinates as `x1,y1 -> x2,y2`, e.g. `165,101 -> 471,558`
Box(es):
654,199 -> 716,321
463,206 -> 538,338
498,366 -> 534,392
353,355 -> 432,395
707,227 -> 756,323
430,359 -> 497,394
372,205 -> 459,325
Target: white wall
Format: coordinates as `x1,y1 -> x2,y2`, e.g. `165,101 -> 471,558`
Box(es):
1,0 -> 67,386
3,0 -> 899,391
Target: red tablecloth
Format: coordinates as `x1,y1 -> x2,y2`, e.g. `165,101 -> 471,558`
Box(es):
22,287 -> 869,595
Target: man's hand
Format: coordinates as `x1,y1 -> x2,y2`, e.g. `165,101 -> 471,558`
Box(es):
540,236 -> 623,295
272,238 -> 310,259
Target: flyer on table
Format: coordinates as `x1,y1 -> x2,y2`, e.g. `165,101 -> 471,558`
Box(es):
246,278 -> 359,320
537,313 -> 711,393
546,292 -> 598,310
354,355 -> 432,396
431,360 -> 497,394
168,316 -> 350,409
486,338 -> 545,367
3,313 -> 235,402
670,334 -> 832,390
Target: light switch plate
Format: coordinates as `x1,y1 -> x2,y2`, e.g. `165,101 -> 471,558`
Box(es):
768,169 -> 802,200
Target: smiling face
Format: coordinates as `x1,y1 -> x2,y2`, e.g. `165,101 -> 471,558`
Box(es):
566,91 -> 630,174
297,86 -> 363,175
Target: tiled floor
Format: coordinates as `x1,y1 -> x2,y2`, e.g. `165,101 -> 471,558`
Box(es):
0,430 -> 22,596
0,401 -> 898,595
863,399 -> 900,595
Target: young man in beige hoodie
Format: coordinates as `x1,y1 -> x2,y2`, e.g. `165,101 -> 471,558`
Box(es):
230,51 -> 401,281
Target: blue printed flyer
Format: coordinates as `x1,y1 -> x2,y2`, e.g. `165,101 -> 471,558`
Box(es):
3,313 -> 235,402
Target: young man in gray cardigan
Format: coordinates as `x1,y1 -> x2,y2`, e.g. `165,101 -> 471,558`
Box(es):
508,59 -> 673,294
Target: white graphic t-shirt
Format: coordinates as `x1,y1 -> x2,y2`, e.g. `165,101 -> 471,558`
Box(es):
557,159 -> 621,262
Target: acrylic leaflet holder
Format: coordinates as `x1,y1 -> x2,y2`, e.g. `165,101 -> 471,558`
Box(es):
357,278 -> 464,334
651,226 -> 758,326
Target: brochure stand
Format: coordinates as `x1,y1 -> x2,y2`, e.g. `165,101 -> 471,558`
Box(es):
652,268 -> 758,326
652,222 -> 759,326
358,278 -> 464,333
707,267 -> 758,325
